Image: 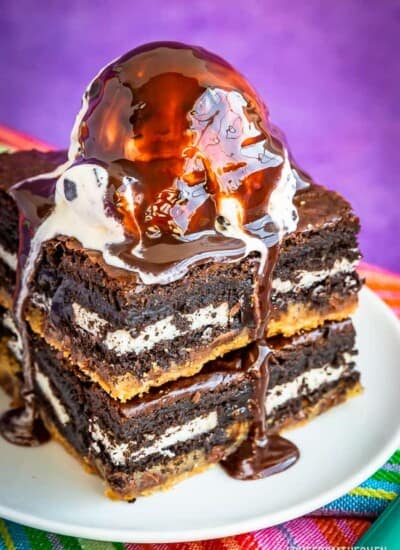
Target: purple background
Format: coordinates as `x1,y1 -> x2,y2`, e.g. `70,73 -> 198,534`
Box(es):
1,1 -> 399,270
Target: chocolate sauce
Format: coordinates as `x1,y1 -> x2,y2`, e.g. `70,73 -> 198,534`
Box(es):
67,41 -> 296,281
220,218 -> 299,479
0,400 -> 49,446
1,41 -> 299,478
222,341 -> 298,479
0,343 -> 50,446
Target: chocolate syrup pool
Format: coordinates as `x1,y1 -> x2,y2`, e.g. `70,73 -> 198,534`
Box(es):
222,343 -> 299,479
0,42 -> 299,479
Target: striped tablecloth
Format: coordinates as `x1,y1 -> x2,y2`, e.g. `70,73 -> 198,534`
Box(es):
0,126 -> 399,549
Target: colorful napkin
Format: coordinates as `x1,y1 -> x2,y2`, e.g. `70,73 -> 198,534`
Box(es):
0,127 -> 399,549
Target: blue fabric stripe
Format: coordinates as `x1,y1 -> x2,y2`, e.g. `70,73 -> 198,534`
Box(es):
322,494 -> 391,516
4,520 -> 31,549
359,478 -> 400,493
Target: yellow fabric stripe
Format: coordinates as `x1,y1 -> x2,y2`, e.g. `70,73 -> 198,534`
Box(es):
77,539 -> 115,550
349,487 -> 397,500
0,519 -> 15,550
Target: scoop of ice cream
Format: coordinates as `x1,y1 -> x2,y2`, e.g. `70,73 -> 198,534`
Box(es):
13,42 -> 298,284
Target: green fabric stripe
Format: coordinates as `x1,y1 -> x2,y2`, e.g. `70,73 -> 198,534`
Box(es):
23,525 -> 53,549
372,468 -> 400,484
112,543 -> 125,550
58,534 -> 84,550
388,450 -> 400,465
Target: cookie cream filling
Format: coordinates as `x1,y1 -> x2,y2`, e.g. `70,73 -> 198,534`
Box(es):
2,312 -> 23,361
266,361 -> 353,414
0,243 -> 17,271
72,301 -> 229,355
34,367 -> 70,425
71,305 -> 107,337
89,411 -> 218,466
272,257 -> 358,294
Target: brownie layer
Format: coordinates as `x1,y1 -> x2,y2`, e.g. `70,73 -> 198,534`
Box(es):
267,375 -> 361,433
32,318 -> 361,497
268,319 -> 356,387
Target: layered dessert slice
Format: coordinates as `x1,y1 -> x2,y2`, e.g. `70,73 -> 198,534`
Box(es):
269,183 -> 362,337
0,312 -> 360,499
266,318 -> 360,431
0,152 -> 361,400
26,237 -> 260,399
0,306 -> 21,399
22,330 -> 258,499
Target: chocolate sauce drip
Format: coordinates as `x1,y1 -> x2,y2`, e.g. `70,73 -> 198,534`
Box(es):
254,243 -> 279,338
222,343 -> 299,479
0,399 -> 49,446
221,200 -> 299,481
0,338 -> 49,447
0,328 -> 50,446
222,221 -> 299,479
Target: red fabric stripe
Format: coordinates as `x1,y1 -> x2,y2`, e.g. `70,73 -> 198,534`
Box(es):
0,125 -> 53,151
345,518 -> 371,540
313,517 -> 352,546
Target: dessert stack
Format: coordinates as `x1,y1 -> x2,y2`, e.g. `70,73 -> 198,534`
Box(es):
0,43 -> 362,499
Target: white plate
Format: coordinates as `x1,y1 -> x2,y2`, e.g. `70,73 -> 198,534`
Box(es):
0,287 -> 399,543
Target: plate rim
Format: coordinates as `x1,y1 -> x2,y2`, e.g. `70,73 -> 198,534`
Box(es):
0,286 -> 399,543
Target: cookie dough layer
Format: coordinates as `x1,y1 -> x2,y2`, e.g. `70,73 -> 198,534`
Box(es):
27,304 -> 253,400
267,292 -> 359,337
